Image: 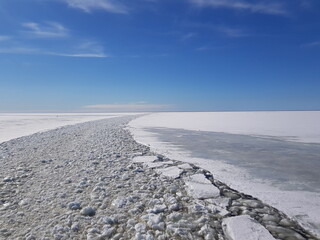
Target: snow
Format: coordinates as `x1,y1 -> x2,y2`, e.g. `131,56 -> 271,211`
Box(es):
129,111 -> 320,143
0,113 -> 138,144
222,215 -> 276,240
128,111 -> 320,237
185,174 -> 220,199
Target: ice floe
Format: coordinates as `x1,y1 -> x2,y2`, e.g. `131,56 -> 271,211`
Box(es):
184,174 -> 220,199
222,215 -> 276,240
155,166 -> 183,179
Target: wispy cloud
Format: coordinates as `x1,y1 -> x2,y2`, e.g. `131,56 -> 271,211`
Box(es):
189,0 -> 287,15
302,41 -> 320,47
83,103 -> 172,111
195,44 -> 232,51
195,46 -> 211,51
2,22 -> 108,58
49,52 -> 108,58
181,32 -> 197,41
216,26 -> 249,37
0,35 -> 11,41
185,22 -> 250,38
62,40 -> 109,57
299,0 -> 313,9
65,0 -> 128,13
0,47 -> 41,54
0,46 -> 108,58
77,41 -> 106,54
22,21 -> 68,38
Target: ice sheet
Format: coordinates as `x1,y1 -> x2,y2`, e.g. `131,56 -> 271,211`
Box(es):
222,215 -> 276,240
155,166 -> 183,179
128,112 -> 320,237
185,174 -> 220,199
129,111 -> 320,143
145,161 -> 174,168
132,155 -> 158,163
0,113 -> 138,144
144,128 -> 320,192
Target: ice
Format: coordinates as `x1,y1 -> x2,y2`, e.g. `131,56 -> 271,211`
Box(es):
133,129 -> 320,236
185,174 -> 220,199
205,197 -> 230,216
128,111 -> 320,236
222,215 -> 276,240
177,163 -> 193,169
129,111 -> 320,143
0,113 -> 138,144
132,156 -> 174,169
144,161 -> 174,168
155,166 -> 182,179
132,156 -> 158,163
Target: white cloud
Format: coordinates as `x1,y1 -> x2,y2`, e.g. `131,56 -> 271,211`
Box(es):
22,21 -> 68,38
189,0 -> 287,15
0,36 -> 11,41
83,103 -> 171,111
0,47 -> 108,58
65,0 -> 127,13
57,40 -> 109,57
1,25 -> 107,58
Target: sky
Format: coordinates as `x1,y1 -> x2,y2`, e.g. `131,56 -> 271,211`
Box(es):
0,0 -> 319,112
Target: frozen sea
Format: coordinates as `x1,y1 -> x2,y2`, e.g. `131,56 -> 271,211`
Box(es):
1,111 -> 319,237
129,111 -> 320,237
147,127 -> 320,192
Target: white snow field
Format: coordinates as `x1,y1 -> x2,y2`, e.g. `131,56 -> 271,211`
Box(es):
0,113 -> 138,144
129,111 -> 320,237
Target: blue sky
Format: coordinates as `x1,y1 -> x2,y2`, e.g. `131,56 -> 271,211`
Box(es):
0,0 -> 319,112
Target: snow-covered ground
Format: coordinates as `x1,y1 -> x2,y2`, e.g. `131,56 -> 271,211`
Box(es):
129,111 -> 320,237
0,113 -> 138,144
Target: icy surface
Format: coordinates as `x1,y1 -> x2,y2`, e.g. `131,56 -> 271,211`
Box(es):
0,113 -> 138,144
129,111 -> 320,143
144,161 -> 174,168
132,155 -> 175,168
146,128 -> 320,192
155,166 -> 183,179
132,155 -> 158,163
0,116 -> 316,239
178,163 -> 193,169
185,174 -> 220,199
222,215 -> 276,240
128,112 -> 320,237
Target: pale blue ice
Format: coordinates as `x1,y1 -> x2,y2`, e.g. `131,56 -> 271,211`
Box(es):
146,128 -> 320,192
